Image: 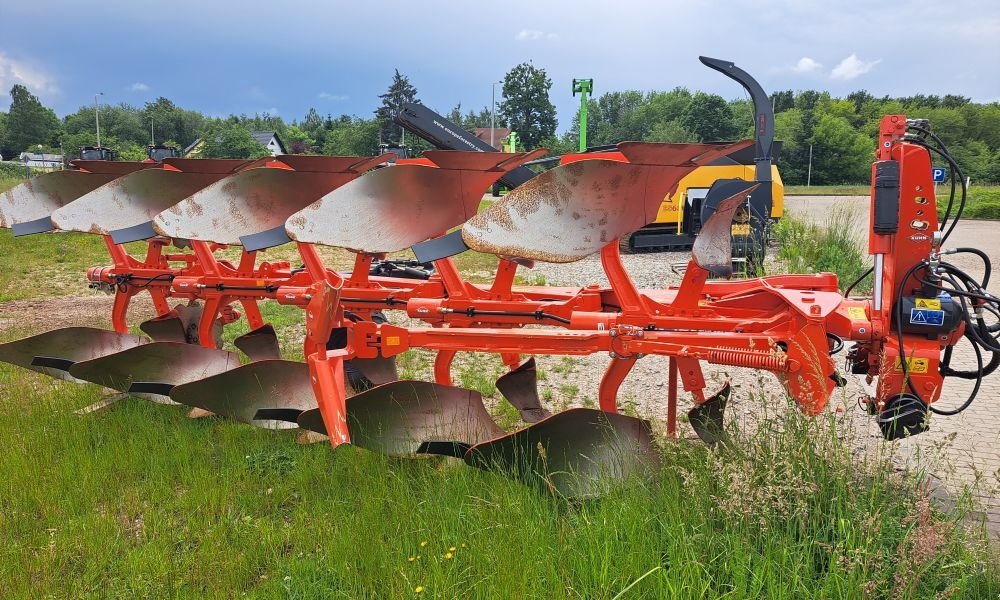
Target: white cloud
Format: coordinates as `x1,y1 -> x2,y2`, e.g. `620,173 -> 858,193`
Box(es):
318,92 -> 349,101
515,29 -> 557,41
128,82 -> 150,92
830,53 -> 882,80
0,53 -> 57,96
791,57 -> 822,74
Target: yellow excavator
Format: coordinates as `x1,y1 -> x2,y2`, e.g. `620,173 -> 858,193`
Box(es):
620,57 -> 784,268
625,143 -> 784,254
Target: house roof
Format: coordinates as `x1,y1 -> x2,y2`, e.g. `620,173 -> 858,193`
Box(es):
473,128 -> 512,150
19,152 -> 64,161
250,130 -> 287,153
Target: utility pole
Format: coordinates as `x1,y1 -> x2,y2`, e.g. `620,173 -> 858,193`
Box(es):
150,118 -> 155,145
807,143 -> 813,187
94,92 -> 104,147
491,80 -> 502,149
572,78 -> 594,152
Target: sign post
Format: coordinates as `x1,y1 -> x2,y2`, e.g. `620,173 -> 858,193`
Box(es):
931,166 -> 946,195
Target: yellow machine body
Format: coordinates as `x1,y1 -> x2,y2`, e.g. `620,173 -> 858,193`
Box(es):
653,164 -> 784,235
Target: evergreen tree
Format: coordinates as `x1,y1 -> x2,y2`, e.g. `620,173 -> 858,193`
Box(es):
375,70 -> 419,144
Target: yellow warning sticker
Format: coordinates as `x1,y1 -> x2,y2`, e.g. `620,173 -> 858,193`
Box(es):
847,307 -> 867,320
915,298 -> 941,309
894,357 -> 929,374
385,336 -> 400,347
731,224 -> 751,235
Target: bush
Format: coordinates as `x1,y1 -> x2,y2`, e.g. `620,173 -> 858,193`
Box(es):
0,161 -> 29,178
774,205 -> 871,293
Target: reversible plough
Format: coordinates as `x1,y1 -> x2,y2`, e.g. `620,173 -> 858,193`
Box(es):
1,112 -> 997,497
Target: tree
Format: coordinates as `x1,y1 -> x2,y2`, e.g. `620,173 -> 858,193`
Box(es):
680,92 -> 737,141
646,119 -> 697,143
807,113 -> 872,184
2,85 -> 61,157
198,124 -> 271,159
322,116 -> 380,156
284,125 -> 315,154
301,107 -> 326,147
63,103 -> 146,148
577,90 -> 646,145
447,104 -> 491,130
375,70 -> 418,145
773,108 -> 808,184
498,63 -> 557,149
0,111 -> 6,158
141,98 -> 206,148
770,90 -> 795,113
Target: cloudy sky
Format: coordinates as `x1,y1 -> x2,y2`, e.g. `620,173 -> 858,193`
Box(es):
1,0 -> 997,131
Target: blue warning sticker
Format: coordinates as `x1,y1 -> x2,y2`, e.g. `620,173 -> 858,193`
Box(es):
910,308 -> 945,326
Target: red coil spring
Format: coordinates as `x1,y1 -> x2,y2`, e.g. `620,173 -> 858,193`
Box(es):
707,348 -> 787,370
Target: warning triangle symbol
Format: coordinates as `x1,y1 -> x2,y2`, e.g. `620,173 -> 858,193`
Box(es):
912,311 -> 927,324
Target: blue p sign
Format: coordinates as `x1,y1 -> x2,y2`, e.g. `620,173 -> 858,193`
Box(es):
932,167 -> 947,183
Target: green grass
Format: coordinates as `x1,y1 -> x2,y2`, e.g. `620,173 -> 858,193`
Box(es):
938,187 -> 1000,220
1,175 -> 23,192
2,176 -> 999,597
1,362 -> 997,598
773,206 -> 872,294
785,185 -> 871,196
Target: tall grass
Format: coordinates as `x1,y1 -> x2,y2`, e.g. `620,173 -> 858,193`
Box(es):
0,360 -> 996,598
773,206 -> 871,294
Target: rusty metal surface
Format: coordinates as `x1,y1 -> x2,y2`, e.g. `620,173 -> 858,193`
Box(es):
0,171 -> 119,228
462,141 -> 757,263
160,158 -> 250,174
616,140 -> 754,165
50,169 -> 227,235
0,327 -> 146,382
169,359 -> 315,429
285,151 -> 531,253
344,380 -> 503,456
495,357 -> 551,423
68,342 -> 239,394
691,182 -> 759,277
69,161 -> 156,176
153,165 -> 367,244
464,408 -> 659,498
462,159 -> 656,262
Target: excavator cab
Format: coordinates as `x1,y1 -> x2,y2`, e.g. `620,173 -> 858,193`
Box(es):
147,144 -> 180,163
78,146 -> 115,161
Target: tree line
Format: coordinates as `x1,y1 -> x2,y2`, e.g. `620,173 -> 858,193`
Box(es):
0,63 -> 997,184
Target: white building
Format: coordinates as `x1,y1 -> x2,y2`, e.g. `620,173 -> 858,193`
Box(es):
250,131 -> 287,156
18,152 -> 64,168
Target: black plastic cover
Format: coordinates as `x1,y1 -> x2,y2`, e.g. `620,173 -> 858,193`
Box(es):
873,160 -> 900,234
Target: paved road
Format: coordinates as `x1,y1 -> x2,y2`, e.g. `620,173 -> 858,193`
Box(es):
787,196 -> 1000,527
